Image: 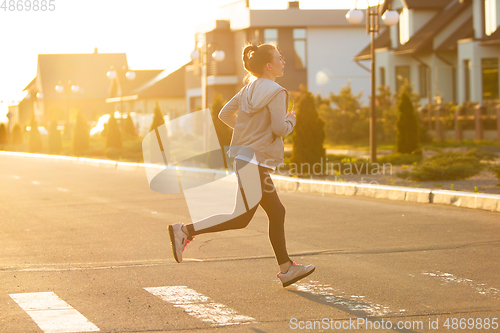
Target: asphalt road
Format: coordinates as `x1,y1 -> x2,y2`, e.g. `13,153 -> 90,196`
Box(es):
1,154 -> 499,333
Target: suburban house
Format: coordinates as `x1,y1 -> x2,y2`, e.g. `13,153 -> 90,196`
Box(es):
19,49 -> 160,126
185,0 -> 375,111
108,65 -> 188,136
354,0 -> 500,106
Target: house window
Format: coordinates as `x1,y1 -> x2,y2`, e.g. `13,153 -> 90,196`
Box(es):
395,66 -> 411,93
293,28 -> 307,69
485,0 -> 497,36
399,7 -> 410,45
250,29 -> 260,44
464,59 -> 471,101
380,67 -> 386,87
482,58 -> 499,100
264,29 -> 278,46
418,65 -> 428,98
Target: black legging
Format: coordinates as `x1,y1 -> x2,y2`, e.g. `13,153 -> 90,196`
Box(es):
185,159 -> 291,265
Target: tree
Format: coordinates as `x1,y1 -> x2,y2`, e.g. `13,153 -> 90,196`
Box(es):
106,113 -> 122,149
72,111 -> 89,155
210,93 -> 232,148
28,117 -> 43,153
11,124 -> 23,146
48,120 -> 62,154
318,83 -> 369,145
291,86 -> 326,173
206,93 -> 232,169
395,91 -> 420,154
150,101 -> 165,132
123,112 -> 137,138
0,123 -> 8,145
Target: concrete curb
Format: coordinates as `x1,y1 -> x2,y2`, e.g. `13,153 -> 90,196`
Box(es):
2,151 -> 499,213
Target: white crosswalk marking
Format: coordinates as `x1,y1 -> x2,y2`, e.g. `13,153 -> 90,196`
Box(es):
295,281 -> 406,317
9,292 -> 100,333
145,286 -> 255,326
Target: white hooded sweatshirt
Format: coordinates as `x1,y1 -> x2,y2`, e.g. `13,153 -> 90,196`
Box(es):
219,78 -> 296,168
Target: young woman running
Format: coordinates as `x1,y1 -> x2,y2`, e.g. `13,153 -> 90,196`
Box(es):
168,43 -> 315,287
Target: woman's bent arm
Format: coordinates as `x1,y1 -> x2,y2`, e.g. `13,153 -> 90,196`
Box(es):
218,93 -> 239,129
269,90 -> 294,137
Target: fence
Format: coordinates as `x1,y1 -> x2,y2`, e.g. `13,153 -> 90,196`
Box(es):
419,100 -> 500,142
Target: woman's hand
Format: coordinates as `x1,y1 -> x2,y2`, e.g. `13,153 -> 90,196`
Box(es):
286,111 -> 296,126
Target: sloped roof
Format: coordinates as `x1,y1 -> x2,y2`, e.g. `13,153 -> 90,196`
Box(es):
36,52 -> 128,100
23,77 -> 36,91
353,28 -> 391,61
382,0 -> 452,11
402,0 -> 453,9
393,0 -> 471,55
129,64 -> 187,99
108,68 -> 163,98
480,28 -> 500,46
435,17 -> 473,51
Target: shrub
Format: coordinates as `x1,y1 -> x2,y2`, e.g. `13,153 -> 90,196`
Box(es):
150,101 -> 165,132
489,164 -> 500,186
0,123 -> 8,145
395,92 -> 419,154
72,111 -> 89,155
291,86 -> 326,171
123,113 -> 137,138
206,93 -> 232,169
397,149 -> 494,181
28,117 -> 43,153
11,124 -> 23,146
378,152 -> 423,166
48,120 -> 62,154
106,113 -> 122,150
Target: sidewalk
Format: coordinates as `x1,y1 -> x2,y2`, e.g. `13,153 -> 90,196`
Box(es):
1,150 -> 499,213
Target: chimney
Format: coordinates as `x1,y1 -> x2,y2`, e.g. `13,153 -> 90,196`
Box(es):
94,47 -> 98,54
288,1 -> 299,9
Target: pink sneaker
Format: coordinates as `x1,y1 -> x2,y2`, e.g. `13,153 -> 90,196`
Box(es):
277,261 -> 315,287
168,223 -> 193,263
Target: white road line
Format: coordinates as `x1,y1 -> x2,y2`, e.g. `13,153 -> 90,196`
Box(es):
12,175 -> 20,179
423,271 -> 499,299
32,181 -> 40,185
145,286 -> 255,326
9,292 -> 100,333
295,281 -> 406,317
57,188 -> 68,192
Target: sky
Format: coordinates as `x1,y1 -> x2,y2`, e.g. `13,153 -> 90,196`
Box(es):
0,0 -> 377,122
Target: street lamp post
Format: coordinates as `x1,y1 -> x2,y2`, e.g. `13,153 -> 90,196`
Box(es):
55,80 -> 80,123
190,41 -> 226,111
346,1 -> 399,163
106,66 -> 136,119
190,41 -> 225,153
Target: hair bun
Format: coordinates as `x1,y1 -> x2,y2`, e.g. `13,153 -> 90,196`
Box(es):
244,45 -> 258,60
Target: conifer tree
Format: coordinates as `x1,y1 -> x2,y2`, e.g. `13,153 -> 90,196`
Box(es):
28,117 -> 43,153
206,93 -> 232,169
0,123 -> 8,145
48,120 -> 62,154
210,93 -> 232,148
123,112 -> 137,138
291,86 -> 326,173
395,91 -> 420,154
150,101 -> 165,131
106,113 -> 122,149
72,111 -> 89,155
11,124 -> 23,146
